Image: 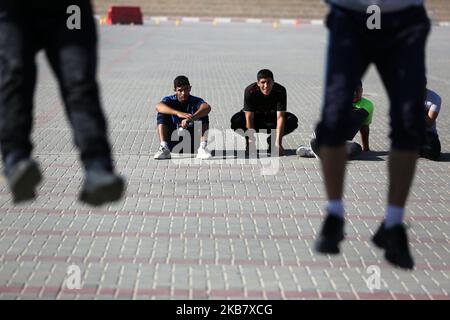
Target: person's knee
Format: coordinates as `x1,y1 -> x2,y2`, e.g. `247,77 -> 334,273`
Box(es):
0,54 -> 28,88
60,57 -> 96,90
230,111 -> 246,130
156,113 -> 173,127
204,106 -> 212,116
284,113 -> 298,134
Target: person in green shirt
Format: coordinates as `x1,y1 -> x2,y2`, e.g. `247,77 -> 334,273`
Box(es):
297,80 -> 374,158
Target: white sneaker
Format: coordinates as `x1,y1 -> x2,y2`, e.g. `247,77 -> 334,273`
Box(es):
296,145 -> 316,158
154,145 -> 171,160
196,146 -> 212,160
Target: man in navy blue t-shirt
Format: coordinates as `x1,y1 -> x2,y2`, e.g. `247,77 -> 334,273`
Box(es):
154,76 -> 212,159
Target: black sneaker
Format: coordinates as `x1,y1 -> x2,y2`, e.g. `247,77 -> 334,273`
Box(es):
372,221 -> 388,249
79,170 -> 125,206
372,222 -> 415,270
315,214 -> 345,254
6,158 -> 42,203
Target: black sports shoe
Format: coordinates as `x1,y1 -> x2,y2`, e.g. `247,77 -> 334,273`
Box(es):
372,221 -> 388,249
79,170 -> 125,206
372,222 -> 415,270
315,214 -> 345,254
6,158 -> 42,203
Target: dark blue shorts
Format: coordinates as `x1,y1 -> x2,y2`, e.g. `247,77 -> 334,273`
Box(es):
315,5 -> 430,151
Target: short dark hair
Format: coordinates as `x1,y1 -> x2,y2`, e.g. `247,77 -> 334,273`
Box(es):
257,69 -> 274,81
174,75 -> 190,89
355,80 -> 363,90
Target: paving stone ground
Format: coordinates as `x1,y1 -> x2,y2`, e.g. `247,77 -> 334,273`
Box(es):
0,22 -> 449,300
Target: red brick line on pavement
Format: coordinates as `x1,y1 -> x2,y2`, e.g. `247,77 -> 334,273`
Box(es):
98,175 -> 450,189
37,156 -> 450,175
170,163 -> 450,175
1,250 -> 449,271
0,285 -> 448,300
1,227 -> 449,246
1,189 -> 450,205
1,206 -> 449,222
30,160 -> 450,177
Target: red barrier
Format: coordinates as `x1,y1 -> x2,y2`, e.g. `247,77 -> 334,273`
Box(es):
106,6 -> 143,25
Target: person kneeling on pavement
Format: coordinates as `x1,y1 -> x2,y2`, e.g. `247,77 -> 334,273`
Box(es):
297,80 -> 374,159
230,69 -> 298,157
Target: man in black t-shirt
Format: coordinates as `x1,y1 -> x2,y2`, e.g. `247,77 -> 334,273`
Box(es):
230,69 -> 298,156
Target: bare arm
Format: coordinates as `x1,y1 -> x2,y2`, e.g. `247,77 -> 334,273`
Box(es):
244,111 -> 255,143
275,111 -> 285,147
245,111 -> 254,129
192,103 -> 211,121
359,124 -> 370,151
426,110 -> 439,127
156,103 -> 192,119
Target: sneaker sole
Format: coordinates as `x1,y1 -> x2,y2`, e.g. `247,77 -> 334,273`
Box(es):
372,234 -> 414,270
315,237 -> 343,255
10,162 -> 42,204
154,155 -> 171,160
80,178 -> 125,206
384,251 -> 414,270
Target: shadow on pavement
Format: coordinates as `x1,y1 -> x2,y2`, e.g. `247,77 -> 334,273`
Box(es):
351,150 -> 389,161
435,152 -> 450,162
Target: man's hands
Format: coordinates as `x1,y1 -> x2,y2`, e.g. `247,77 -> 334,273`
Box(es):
177,112 -> 193,120
177,112 -> 193,129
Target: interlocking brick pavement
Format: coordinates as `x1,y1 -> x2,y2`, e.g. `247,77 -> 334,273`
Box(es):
0,22 -> 449,300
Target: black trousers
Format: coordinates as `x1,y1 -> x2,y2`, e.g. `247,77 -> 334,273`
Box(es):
230,111 -> 298,137
420,132 -> 441,161
315,5 -> 430,151
0,0 -> 113,172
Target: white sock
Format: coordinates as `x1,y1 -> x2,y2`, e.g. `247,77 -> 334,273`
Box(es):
384,205 -> 405,228
200,141 -> 207,149
160,141 -> 169,149
326,200 -> 345,218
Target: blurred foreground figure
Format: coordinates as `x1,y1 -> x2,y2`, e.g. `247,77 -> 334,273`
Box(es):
0,0 -> 125,205
314,0 -> 430,270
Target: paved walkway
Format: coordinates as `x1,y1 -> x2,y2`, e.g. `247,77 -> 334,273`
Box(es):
0,22 -> 449,299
